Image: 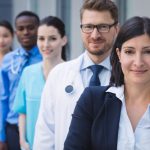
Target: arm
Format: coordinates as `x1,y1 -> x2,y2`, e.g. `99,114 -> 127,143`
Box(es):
19,114 -> 30,150
0,68 -> 9,143
0,141 -> 7,150
64,88 -> 93,150
13,70 -> 30,150
0,101 -> 8,150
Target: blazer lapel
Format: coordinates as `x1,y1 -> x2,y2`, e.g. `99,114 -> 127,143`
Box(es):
104,93 -> 122,150
91,92 -> 122,150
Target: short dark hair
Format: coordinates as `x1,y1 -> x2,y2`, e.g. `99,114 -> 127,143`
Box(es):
39,16 -> 67,61
0,20 -> 14,36
110,16 -> 150,87
15,10 -> 40,25
80,0 -> 118,23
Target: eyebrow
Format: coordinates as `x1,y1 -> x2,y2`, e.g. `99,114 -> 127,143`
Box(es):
142,46 -> 150,49
122,46 -> 134,49
122,45 -> 150,48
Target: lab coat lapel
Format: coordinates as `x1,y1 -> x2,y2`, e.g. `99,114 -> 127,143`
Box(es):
73,54 -> 84,97
65,53 -> 85,101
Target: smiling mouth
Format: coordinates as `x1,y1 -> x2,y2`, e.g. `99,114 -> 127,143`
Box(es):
43,49 -> 53,53
22,38 -> 30,42
131,70 -> 147,73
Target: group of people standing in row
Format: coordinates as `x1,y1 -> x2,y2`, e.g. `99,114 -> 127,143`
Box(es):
0,0 -> 150,150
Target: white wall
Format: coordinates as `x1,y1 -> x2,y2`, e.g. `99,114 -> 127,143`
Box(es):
126,0 -> 150,19
70,0 -> 83,59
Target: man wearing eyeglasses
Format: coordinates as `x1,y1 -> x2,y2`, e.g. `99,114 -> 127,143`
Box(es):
33,0 -> 119,150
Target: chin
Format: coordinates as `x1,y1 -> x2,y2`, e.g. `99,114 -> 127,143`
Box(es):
89,49 -> 105,55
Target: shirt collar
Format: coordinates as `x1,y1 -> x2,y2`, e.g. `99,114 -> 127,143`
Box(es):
106,85 -> 125,103
17,45 -> 39,56
81,50 -> 111,71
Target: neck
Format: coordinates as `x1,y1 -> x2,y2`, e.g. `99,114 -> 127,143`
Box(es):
0,52 -> 3,64
23,45 -> 35,51
124,83 -> 150,104
42,56 -> 64,80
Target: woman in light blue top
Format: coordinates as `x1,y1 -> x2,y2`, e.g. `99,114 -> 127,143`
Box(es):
13,16 -> 67,150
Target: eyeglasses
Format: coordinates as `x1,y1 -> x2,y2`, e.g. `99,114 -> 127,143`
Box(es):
80,22 -> 117,33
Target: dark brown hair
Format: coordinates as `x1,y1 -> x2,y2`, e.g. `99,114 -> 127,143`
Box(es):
80,0 -> 118,23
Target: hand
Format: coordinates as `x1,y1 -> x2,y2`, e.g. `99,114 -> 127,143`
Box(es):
0,142 -> 7,150
20,141 -> 30,150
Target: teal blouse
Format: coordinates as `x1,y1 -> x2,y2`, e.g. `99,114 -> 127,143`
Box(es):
13,62 -> 45,149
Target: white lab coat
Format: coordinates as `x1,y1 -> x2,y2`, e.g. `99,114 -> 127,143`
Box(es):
33,53 -> 111,150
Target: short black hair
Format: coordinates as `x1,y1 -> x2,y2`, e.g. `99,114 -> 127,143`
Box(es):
0,20 -> 14,36
15,10 -> 40,25
110,16 -> 150,87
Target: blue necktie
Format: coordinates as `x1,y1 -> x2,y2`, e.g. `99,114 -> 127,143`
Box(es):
89,65 -> 103,86
19,53 -> 30,73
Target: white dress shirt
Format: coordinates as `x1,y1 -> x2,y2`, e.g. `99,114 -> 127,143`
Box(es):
81,51 -> 111,87
107,86 -> 150,150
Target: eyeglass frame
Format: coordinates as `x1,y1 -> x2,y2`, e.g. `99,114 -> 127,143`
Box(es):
80,21 -> 118,33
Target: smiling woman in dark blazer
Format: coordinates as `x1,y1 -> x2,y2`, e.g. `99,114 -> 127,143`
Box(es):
64,16 -> 150,150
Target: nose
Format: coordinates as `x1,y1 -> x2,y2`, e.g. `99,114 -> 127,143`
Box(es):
44,39 -> 50,48
90,28 -> 101,39
133,53 -> 144,67
0,37 -> 4,43
23,28 -> 29,35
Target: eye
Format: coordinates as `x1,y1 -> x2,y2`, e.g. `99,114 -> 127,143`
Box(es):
98,24 -> 109,30
143,49 -> 150,54
49,37 -> 57,41
27,25 -> 35,30
38,36 -> 45,41
17,27 -> 24,31
85,25 -> 93,29
3,34 -> 10,38
82,24 -> 94,31
123,48 -> 134,55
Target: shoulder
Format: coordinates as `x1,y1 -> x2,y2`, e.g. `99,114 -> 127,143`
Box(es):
49,54 -> 83,76
1,49 -> 19,70
79,86 -> 109,102
22,62 -> 42,76
76,86 -> 110,117
3,48 -> 19,60
83,86 -> 110,99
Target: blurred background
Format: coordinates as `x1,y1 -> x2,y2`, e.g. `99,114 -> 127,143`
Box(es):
0,0 -> 150,60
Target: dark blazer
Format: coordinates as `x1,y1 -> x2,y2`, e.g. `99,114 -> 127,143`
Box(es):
64,86 -> 122,150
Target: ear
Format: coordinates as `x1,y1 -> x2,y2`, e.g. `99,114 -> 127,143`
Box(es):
116,48 -> 121,61
61,36 -> 67,46
115,23 -> 120,35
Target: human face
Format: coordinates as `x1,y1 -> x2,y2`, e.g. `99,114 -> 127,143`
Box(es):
0,26 -> 13,53
117,34 -> 150,86
81,10 -> 118,63
15,16 -> 38,50
37,25 -> 67,60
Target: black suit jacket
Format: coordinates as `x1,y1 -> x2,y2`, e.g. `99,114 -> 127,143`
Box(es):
64,86 -> 122,150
